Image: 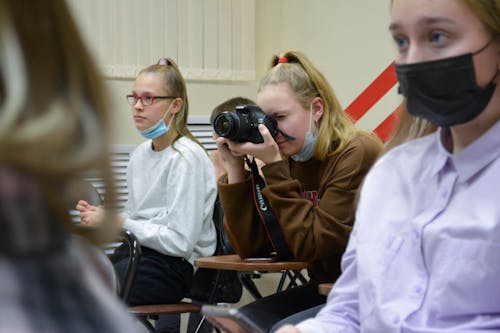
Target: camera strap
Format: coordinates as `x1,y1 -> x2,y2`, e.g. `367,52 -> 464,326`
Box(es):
245,156 -> 295,261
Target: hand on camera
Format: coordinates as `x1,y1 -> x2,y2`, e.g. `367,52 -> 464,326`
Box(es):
240,124 -> 282,164
216,124 -> 281,165
215,137 -> 245,165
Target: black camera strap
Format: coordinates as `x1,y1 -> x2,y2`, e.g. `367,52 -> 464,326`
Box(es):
245,156 -> 294,261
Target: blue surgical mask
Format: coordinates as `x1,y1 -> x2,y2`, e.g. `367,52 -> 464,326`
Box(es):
139,108 -> 172,139
291,106 -> 317,162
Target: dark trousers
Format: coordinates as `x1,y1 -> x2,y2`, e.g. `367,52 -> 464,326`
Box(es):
113,246 -> 194,333
239,283 -> 326,332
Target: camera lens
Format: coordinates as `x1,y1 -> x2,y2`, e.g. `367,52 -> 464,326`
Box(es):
213,112 -> 237,138
216,117 -> 230,134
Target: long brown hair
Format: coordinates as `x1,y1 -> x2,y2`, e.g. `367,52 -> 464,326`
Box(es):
0,0 -> 118,244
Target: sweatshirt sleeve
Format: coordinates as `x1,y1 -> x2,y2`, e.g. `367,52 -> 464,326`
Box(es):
262,135 -> 381,261
217,173 -> 271,258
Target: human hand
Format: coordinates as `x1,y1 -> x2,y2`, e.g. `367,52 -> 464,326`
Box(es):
215,136 -> 245,168
243,156 -> 265,177
76,200 -> 104,226
221,124 -> 282,165
215,136 -> 246,184
274,324 -> 301,333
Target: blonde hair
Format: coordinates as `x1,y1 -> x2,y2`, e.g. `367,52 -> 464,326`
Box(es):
259,50 -> 378,160
0,0 -> 118,243
139,58 -> 205,151
383,106 -> 437,153
464,0 -> 500,34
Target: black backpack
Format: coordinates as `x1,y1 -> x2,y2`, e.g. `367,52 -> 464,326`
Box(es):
187,196 -> 243,304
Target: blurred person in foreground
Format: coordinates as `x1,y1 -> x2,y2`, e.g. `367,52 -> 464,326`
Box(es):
276,0 -> 500,332
0,1 -> 136,332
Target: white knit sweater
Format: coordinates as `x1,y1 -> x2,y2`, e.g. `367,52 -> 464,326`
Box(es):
122,136 -> 217,265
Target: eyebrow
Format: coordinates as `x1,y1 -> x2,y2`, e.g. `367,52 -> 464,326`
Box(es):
130,90 -> 157,95
265,110 -> 286,118
389,17 -> 457,31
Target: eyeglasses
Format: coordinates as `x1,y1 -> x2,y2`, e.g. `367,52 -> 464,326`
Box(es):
126,94 -> 176,106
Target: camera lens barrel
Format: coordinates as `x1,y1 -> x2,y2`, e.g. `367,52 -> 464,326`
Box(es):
212,105 -> 277,143
213,111 -> 253,142
213,112 -> 238,138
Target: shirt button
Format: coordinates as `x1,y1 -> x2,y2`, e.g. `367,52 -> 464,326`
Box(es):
414,230 -> 420,239
392,315 -> 401,324
441,190 -> 448,198
413,285 -> 423,294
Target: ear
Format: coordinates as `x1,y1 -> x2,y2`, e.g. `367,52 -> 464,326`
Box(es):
311,96 -> 324,122
170,97 -> 184,114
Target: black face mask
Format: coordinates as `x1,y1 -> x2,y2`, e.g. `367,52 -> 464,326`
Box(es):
395,38 -> 498,127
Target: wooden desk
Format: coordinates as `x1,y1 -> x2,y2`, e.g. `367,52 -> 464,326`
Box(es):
195,254 -> 310,299
318,283 -> 333,296
195,254 -> 309,272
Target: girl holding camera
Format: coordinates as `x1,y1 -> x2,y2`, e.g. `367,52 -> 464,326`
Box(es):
215,50 -> 382,331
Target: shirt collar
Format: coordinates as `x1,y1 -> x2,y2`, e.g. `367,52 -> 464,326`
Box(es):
430,120 -> 500,182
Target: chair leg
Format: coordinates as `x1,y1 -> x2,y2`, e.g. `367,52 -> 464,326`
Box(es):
137,316 -> 157,333
292,270 -> 308,284
239,273 -> 263,299
284,270 -> 309,290
193,316 -> 204,333
285,270 -> 299,289
276,270 -> 288,293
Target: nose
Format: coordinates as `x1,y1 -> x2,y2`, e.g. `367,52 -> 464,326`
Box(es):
407,47 -> 423,64
133,98 -> 144,110
404,43 -> 429,64
276,128 -> 296,141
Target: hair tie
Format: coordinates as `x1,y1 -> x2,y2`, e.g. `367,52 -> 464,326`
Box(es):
278,57 -> 288,64
158,58 -> 169,66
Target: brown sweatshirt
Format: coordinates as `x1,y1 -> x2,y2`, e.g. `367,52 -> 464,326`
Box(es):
218,134 -> 382,283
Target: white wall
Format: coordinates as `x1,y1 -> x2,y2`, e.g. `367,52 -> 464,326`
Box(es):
255,0 -> 400,136
255,0 -> 397,111
69,0 -> 399,145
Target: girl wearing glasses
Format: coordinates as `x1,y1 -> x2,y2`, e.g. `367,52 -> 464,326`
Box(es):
78,58 -> 217,333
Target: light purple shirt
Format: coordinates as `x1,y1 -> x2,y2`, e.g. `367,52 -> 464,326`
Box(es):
297,120 -> 500,333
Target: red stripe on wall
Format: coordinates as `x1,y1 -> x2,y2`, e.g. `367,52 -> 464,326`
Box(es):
345,62 -> 397,121
373,106 -> 401,143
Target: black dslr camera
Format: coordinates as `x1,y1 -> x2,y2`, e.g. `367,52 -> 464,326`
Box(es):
213,105 -> 277,143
